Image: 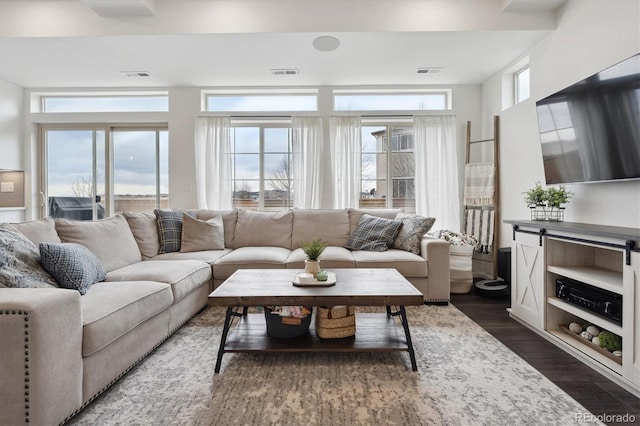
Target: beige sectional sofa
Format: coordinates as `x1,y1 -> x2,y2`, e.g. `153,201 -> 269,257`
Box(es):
0,207 -> 449,425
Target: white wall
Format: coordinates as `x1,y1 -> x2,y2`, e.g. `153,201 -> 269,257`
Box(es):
0,79 -> 25,222
483,0 -> 640,248
0,79 -> 23,169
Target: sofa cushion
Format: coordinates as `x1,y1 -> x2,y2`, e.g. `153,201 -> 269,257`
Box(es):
153,249 -> 232,264
348,208 -> 402,234
345,214 -> 402,252
10,217 -> 61,245
0,223 -> 58,288
233,209 -> 293,249
39,242 -> 106,295
123,211 -> 160,259
291,208 -> 350,248
285,246 -> 355,269
106,259 -> 211,304
55,214 -> 142,272
213,246 -> 291,280
181,214 -> 225,252
154,209 -> 195,254
352,249 -> 428,277
81,281 -> 173,357
195,209 -> 238,249
393,213 -> 436,254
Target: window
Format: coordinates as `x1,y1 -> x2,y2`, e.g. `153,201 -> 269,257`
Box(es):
204,90 -> 318,112
334,90 -> 450,111
231,126 -> 293,210
360,124 -> 415,213
42,126 -> 168,220
515,66 -> 530,103
39,94 -> 168,113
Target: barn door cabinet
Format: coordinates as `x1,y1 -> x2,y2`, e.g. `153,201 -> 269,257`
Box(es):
505,220 -> 640,397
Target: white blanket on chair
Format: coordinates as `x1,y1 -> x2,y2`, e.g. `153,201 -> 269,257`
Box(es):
463,162 -> 495,207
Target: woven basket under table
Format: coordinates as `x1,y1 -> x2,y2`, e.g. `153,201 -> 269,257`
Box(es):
315,306 -> 356,339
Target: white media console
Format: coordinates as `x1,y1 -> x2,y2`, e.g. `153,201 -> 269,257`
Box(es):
505,220 -> 640,396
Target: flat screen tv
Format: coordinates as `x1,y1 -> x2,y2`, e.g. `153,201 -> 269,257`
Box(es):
536,53 -> 640,184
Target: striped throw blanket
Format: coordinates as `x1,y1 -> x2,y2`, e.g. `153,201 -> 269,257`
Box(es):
465,208 -> 494,254
463,162 -> 495,207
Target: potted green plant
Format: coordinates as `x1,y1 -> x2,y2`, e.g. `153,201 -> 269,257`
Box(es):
300,239 -> 327,277
523,182 -> 573,221
523,181 -> 547,207
545,185 -> 573,208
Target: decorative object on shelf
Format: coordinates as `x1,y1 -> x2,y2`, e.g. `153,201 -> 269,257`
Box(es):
292,271 -> 336,287
300,238 -> 327,278
263,305 -> 313,338
316,305 -> 356,339
523,182 -> 573,222
565,322 -> 623,359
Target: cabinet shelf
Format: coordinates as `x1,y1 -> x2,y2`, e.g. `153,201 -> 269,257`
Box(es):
547,265 -> 623,295
547,296 -> 623,335
507,219 -> 639,396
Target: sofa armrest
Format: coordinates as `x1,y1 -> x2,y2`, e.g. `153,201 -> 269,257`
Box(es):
420,236 -> 451,302
0,288 -> 83,426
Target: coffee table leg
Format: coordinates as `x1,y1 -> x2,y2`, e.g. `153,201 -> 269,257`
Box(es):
215,307 -> 235,374
399,306 -> 418,372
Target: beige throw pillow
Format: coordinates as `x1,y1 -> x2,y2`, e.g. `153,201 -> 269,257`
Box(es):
55,214 -> 142,272
233,209 -> 293,249
180,214 -> 225,252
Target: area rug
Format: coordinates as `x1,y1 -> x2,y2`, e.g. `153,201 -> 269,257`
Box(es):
68,305 -> 598,425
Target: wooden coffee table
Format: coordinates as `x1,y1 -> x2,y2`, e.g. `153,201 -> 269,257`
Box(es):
208,268 -> 424,373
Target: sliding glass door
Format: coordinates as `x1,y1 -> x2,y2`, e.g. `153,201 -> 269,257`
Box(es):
41,126 -> 168,219
44,129 -> 106,220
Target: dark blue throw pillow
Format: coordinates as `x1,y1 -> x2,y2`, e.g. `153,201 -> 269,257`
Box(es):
39,242 -> 106,295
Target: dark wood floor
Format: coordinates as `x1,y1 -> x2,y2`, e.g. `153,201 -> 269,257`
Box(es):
451,290 -> 640,426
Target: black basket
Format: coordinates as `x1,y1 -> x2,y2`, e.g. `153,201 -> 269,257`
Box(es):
263,306 -> 313,339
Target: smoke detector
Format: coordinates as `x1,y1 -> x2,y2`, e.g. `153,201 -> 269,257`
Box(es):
416,67 -> 444,74
271,69 -> 299,77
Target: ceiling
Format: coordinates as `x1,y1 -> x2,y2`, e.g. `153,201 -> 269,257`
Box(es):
0,0 -> 568,88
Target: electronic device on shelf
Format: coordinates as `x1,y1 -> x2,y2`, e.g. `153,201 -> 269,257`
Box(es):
555,277 -> 622,325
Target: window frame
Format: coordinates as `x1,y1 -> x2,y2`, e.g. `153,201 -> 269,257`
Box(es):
230,122 -> 294,211
333,89 -> 452,112
360,121 -> 416,212
39,123 -> 169,219
203,89 -> 319,113
514,65 -> 530,104
34,92 -> 169,113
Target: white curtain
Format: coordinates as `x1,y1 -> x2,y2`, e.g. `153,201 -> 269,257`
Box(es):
330,116 -> 361,209
292,116 -> 323,209
194,116 -> 233,210
414,115 -> 460,231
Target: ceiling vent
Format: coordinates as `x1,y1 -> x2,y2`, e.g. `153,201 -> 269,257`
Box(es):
416,67 -> 444,74
121,71 -> 151,78
271,69 -> 299,77
82,0 -> 156,17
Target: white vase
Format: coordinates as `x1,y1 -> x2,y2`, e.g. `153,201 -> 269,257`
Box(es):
304,260 -> 320,278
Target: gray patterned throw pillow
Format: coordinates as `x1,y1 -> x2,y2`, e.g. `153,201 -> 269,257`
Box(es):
0,223 -> 59,289
393,213 -> 436,254
154,209 -> 195,254
40,242 -> 106,295
345,214 -> 402,252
